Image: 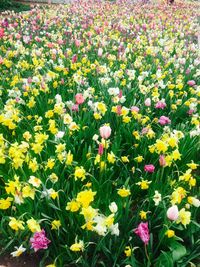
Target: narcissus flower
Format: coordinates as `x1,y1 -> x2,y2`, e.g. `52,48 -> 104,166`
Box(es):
70,240 -> 84,252
27,218 -> 41,233
117,187 -> 131,197
51,220 -> 61,230
0,197 -> 13,210
124,246 -> 132,257
74,166 -> 86,181
176,208 -> 191,227
11,245 -> 26,257
9,217 -> 25,231
165,229 -> 175,238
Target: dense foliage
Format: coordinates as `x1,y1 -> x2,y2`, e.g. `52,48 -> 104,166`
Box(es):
0,0 -> 30,12
0,1 -> 199,266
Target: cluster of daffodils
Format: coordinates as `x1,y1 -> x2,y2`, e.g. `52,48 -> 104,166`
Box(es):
0,0 -> 199,266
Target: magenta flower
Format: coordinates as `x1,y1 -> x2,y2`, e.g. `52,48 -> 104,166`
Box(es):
98,143 -> 104,155
134,222 -> 150,245
144,164 -> 155,173
158,116 -> 171,125
30,229 -> 51,252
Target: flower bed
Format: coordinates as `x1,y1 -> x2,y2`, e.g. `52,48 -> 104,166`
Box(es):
0,1 -> 199,266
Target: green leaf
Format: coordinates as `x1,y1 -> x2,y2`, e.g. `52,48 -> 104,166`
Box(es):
155,251 -> 174,267
169,241 -> 187,262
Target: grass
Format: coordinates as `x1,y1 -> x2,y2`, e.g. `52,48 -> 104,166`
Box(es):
0,1 -> 31,12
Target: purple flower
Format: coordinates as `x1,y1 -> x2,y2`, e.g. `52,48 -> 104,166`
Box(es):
158,116 -> 171,125
30,229 -> 51,252
134,222 -> 150,245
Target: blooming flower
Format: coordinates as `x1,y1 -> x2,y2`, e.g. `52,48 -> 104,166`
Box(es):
144,98 -> 151,107
109,202 -> 118,213
187,80 -> 195,86
134,222 -> 150,245
30,229 -> 51,252
144,164 -> 155,173
11,245 -> 26,257
159,155 -> 166,167
176,208 -> 191,227
70,240 -> 84,252
167,205 -> 179,221
155,100 -> 166,109
124,246 -> 132,257
27,218 -> 41,233
0,28 -> 4,38
117,188 -> 131,197
0,197 -> 13,210
165,229 -> 175,238
75,93 -> 84,105
159,116 -> 171,125
99,125 -> 112,139
74,166 -> 86,181
153,191 -> 162,206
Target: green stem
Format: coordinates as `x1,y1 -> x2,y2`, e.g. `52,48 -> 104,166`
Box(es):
145,244 -> 151,266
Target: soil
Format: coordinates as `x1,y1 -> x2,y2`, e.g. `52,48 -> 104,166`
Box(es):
0,254 -> 42,267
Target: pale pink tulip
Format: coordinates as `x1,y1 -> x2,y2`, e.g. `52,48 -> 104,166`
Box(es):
99,125 -> 111,139
167,205 -> 179,221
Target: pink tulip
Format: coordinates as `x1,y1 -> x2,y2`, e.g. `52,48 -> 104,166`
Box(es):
158,116 -> 171,125
75,93 -> 84,105
167,205 -> 179,221
118,90 -> 123,98
71,104 -> 79,112
159,155 -> 166,167
144,164 -> 155,173
188,109 -> 194,115
98,48 -> 103,57
99,125 -> 111,139
155,101 -> 166,109
0,28 -> 4,38
187,80 -> 195,86
185,69 -> 190,75
72,54 -> 77,63
144,98 -> 151,107
75,39 -> 81,47
116,105 -> 122,115
30,229 -> 51,252
131,106 -> 140,113
98,143 -> 104,155
134,222 -> 150,245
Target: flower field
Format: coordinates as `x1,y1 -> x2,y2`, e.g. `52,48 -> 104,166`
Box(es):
0,1 -> 199,266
